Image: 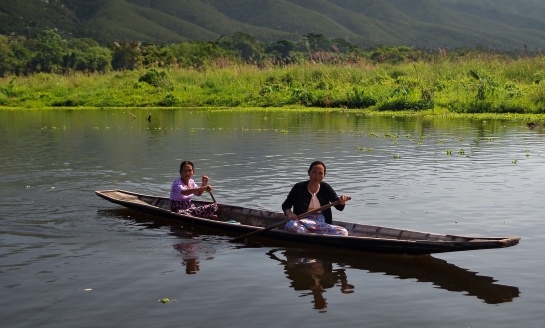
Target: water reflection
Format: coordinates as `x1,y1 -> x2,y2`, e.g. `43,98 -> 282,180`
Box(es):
100,208 -> 520,304
174,242 -> 201,274
170,228 -> 204,275
267,249 -> 354,312
98,209 -> 217,275
170,226 -> 224,275
267,248 -> 519,307
171,230 -> 211,275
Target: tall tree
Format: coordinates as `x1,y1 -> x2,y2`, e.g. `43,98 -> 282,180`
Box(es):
30,30 -> 65,73
217,32 -> 263,62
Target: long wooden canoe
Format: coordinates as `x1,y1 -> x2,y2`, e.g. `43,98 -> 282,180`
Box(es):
95,189 -> 520,255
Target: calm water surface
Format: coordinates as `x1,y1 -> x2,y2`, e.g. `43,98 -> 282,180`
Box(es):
1,108 -> 544,328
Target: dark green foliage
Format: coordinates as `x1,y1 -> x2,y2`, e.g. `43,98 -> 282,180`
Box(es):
304,33 -> 332,52
533,70 -> 545,84
0,37 -> 32,76
0,77 -> 17,100
347,88 -> 377,108
370,46 -> 425,64
138,69 -> 173,90
265,40 -> 295,58
168,42 -> 233,68
159,93 -> 180,106
63,39 -> 112,73
217,32 -> 263,62
0,31 -> 112,76
332,87 -> 376,109
468,69 -> 498,101
2,28 -> 534,80
289,88 -> 315,107
377,99 -> 435,111
30,30 -> 65,73
111,42 -> 144,71
51,98 -> 82,107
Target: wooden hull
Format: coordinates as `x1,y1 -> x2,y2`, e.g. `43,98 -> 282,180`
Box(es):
95,189 -> 520,255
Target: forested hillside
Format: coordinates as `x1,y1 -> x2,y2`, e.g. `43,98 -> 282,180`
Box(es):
1,0 -> 545,51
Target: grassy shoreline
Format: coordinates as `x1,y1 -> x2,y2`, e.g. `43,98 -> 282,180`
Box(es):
1,105 -> 544,125
2,54 -> 545,120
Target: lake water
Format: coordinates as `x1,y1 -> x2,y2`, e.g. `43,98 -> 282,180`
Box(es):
1,108 -> 544,328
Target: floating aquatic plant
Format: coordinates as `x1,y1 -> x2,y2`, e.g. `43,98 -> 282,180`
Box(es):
357,146 -> 374,152
159,298 -> 177,303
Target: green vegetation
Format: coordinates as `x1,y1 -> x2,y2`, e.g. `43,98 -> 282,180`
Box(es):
2,30 -> 545,115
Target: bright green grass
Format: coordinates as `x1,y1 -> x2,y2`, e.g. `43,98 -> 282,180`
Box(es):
2,54 -> 545,118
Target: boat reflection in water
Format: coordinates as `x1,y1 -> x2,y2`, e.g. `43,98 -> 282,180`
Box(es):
170,229 -> 224,275
99,208 -> 218,275
266,248 -> 519,310
173,240 -> 202,274
267,249 -> 355,312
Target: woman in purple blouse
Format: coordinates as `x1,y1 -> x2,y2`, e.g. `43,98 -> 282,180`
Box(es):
169,161 -> 218,218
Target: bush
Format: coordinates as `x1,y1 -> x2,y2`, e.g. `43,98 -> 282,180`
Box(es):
158,93 -> 180,106
377,99 -> 434,111
138,69 -> 173,90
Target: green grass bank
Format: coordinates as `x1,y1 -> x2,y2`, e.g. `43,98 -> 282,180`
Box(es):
2,53 -> 545,117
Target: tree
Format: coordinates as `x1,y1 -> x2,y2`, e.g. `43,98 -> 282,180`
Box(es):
55,37 -> 112,73
30,30 -> 65,73
0,35 -> 15,77
304,33 -> 332,52
111,41 -> 143,70
265,40 -> 295,58
0,35 -> 32,76
217,32 -> 263,63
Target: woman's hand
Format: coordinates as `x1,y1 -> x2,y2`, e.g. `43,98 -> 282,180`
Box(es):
284,209 -> 298,221
339,194 -> 351,205
201,175 -> 210,185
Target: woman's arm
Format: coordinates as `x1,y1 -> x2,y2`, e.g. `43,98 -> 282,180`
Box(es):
181,178 -> 212,196
182,185 -> 212,196
321,182 -> 346,211
282,182 -> 306,219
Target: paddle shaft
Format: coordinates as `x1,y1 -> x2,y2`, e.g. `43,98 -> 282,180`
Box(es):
230,199 -> 343,243
209,191 -> 216,203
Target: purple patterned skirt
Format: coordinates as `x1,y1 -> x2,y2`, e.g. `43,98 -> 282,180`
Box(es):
170,200 -> 218,219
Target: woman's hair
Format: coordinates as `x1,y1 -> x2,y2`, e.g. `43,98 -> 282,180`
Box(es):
179,161 -> 194,172
308,161 -> 326,175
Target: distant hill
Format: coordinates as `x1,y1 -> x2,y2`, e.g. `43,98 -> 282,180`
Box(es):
1,0 -> 545,51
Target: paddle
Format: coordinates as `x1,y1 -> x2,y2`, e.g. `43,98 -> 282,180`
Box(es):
230,199 -> 344,243
209,191 -> 216,203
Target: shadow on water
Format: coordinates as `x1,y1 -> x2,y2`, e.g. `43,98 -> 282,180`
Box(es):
266,248 -> 520,309
97,208 -> 520,307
